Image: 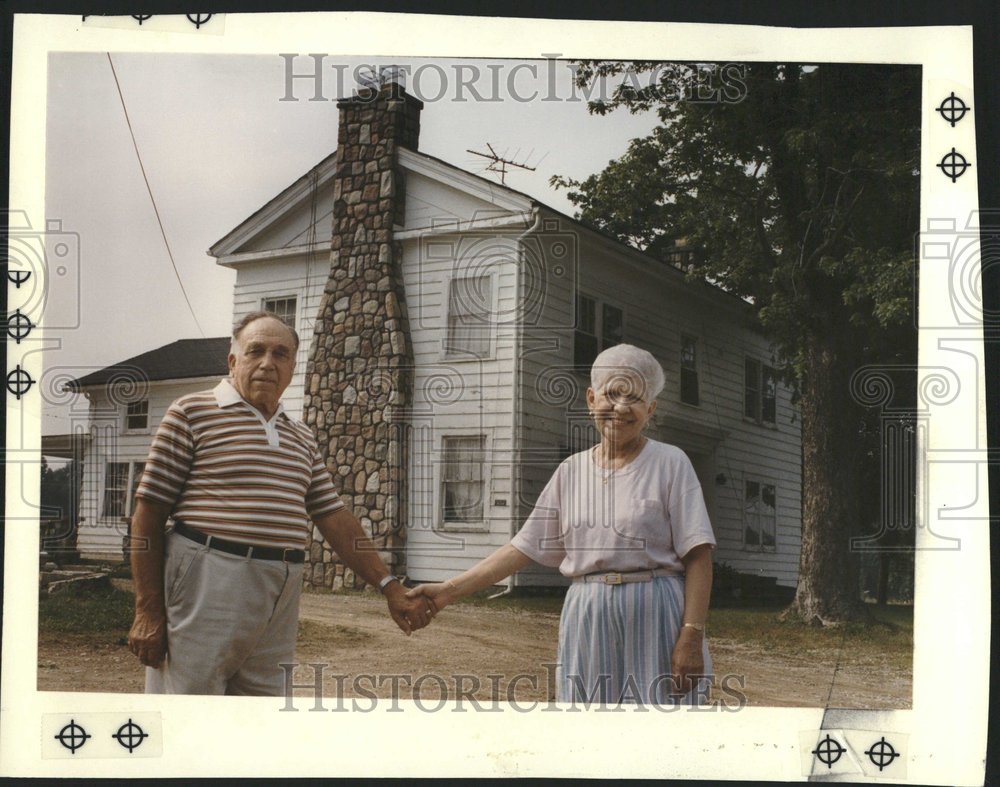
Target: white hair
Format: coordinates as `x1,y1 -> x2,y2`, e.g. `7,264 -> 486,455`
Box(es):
589,344 -> 665,403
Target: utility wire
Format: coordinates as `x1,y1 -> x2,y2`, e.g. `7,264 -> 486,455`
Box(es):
106,53 -> 205,337
303,166 -> 319,336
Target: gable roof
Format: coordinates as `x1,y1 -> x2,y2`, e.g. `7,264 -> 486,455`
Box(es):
208,144 -> 540,260
68,337 -> 230,391
397,147 -> 535,215
207,140 -> 749,313
208,150 -> 339,259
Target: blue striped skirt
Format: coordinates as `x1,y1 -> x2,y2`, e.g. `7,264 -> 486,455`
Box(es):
556,575 -> 712,705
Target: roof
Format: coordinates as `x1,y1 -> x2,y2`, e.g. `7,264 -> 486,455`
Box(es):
212,145 -> 543,257
68,337 -> 231,391
211,139 -> 749,311
208,149 -> 339,257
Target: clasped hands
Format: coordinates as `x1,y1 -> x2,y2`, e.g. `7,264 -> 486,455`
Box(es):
385,580 -> 458,635
384,581 -> 453,635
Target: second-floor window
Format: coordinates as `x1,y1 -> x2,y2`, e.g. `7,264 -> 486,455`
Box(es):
575,294 -> 623,371
745,358 -> 777,424
680,334 -> 699,405
125,400 -> 149,431
446,276 -> 492,358
262,296 -> 298,331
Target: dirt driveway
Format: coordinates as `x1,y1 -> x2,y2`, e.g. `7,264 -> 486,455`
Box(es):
37,591 -> 910,708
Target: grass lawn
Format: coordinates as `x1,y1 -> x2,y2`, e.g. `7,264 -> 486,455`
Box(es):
38,582 -> 134,635
709,602 -> 913,672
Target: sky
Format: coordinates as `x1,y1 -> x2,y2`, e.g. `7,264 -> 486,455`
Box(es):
41,52 -> 660,433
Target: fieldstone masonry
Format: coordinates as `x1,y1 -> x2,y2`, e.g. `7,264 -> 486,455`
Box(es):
302,83 -> 422,589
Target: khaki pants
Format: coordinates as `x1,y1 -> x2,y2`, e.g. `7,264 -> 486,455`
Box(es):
145,528 -> 304,696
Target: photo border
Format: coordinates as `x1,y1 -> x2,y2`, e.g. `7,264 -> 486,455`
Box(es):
3,8 -> 993,783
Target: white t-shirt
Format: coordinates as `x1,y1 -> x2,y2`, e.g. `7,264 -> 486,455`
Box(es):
511,439 -> 715,576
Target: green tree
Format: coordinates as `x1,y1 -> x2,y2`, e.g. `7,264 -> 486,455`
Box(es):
40,457 -> 81,558
553,63 -> 920,623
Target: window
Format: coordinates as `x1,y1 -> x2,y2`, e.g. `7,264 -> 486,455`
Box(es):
762,365 -> 777,424
664,245 -> 698,272
744,480 -> 776,551
262,296 -> 297,330
101,461 -> 145,520
574,294 -> 624,371
125,400 -> 148,431
440,435 -> 485,525
445,276 -> 492,358
680,334 -> 699,405
601,304 -> 624,350
745,358 -> 777,424
744,359 -> 759,419
574,294 -> 598,370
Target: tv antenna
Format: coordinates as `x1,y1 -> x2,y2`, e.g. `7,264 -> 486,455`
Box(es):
466,143 -> 536,185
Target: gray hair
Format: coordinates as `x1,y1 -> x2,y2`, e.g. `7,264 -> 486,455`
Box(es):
231,311 -> 300,351
590,344 -> 665,403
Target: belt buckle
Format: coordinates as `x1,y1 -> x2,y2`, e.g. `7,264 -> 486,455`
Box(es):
603,572 -> 623,585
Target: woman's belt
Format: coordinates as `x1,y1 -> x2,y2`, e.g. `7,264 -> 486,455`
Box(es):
573,568 -> 681,585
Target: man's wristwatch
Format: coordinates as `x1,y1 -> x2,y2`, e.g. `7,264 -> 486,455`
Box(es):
378,575 -> 400,594
682,622 -> 706,633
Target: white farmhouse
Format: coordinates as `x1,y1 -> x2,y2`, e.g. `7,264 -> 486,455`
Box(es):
66,338 -> 230,560
66,83 -> 801,596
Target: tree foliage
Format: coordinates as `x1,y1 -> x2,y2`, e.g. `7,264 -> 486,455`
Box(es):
554,63 -> 921,622
555,63 -> 919,374
41,458 -> 81,561
41,458 -> 79,521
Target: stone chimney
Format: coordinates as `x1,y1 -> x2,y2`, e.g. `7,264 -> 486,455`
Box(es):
303,82 -> 422,589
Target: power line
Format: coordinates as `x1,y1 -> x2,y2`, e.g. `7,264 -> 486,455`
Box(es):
106,53 -> 205,337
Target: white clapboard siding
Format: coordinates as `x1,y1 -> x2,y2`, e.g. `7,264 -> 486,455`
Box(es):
508,218 -> 587,589
76,378 -> 219,560
402,226 -> 523,581
400,150 -> 529,585
513,213 -> 802,588
401,171 -> 518,231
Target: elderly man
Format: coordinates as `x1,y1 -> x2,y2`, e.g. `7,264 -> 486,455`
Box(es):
128,312 -> 433,695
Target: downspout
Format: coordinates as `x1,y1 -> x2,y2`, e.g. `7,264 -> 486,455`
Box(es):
489,205 -> 542,600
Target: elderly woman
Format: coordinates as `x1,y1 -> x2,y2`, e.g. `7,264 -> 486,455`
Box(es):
409,344 -> 715,704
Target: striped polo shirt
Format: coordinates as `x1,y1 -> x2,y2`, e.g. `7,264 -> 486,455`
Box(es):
135,379 -> 344,550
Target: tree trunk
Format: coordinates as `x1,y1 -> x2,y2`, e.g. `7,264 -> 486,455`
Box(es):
786,335 -> 870,624
876,553 -> 891,606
